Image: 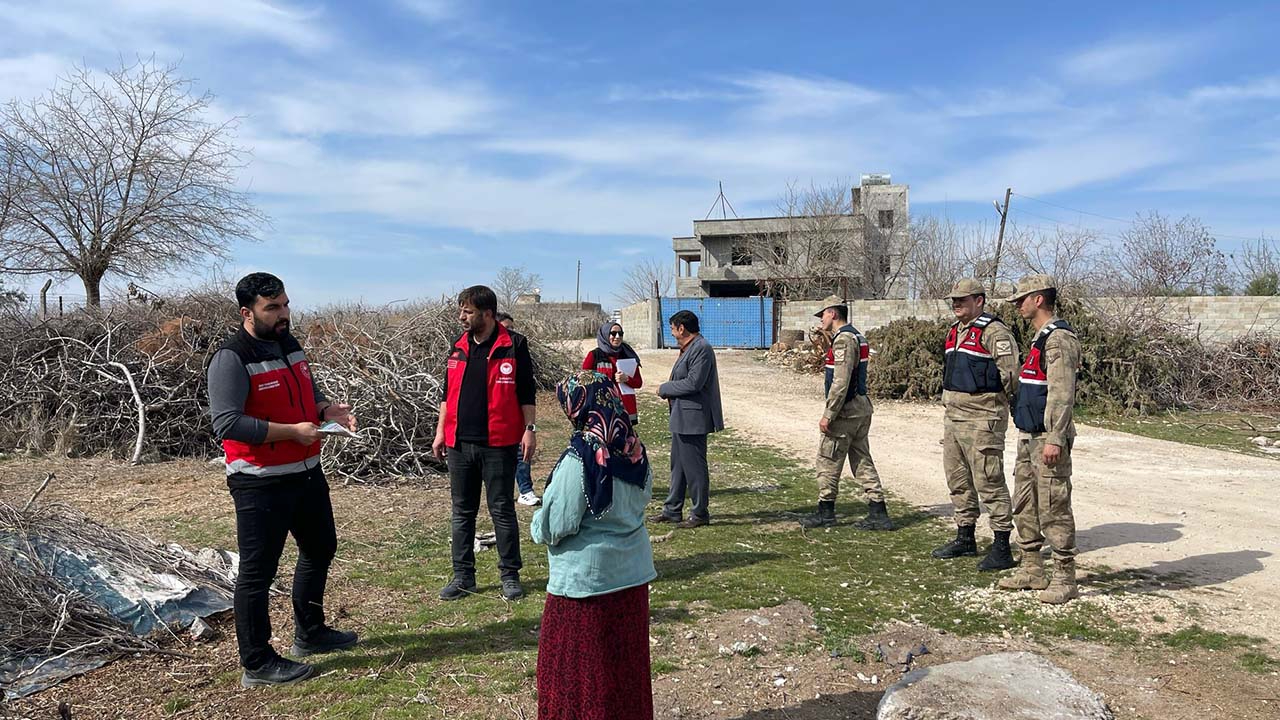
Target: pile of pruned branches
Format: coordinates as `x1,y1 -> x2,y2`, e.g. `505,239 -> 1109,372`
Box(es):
0,485 -> 237,695
0,296 -> 570,481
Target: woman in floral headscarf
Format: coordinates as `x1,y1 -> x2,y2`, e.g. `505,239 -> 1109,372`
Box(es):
530,370 -> 655,720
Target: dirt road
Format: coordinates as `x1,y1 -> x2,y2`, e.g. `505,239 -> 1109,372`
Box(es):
639,348 -> 1280,642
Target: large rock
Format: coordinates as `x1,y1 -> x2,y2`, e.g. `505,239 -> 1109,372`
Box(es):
877,651 -> 1113,720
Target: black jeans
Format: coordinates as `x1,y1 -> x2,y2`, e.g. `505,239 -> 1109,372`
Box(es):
448,441 -> 522,580
229,466 -> 337,670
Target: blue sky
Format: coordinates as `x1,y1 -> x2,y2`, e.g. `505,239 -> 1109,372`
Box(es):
2,1 -> 1279,308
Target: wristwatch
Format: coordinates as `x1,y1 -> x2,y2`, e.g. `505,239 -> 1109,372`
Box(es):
525,424 -> 538,432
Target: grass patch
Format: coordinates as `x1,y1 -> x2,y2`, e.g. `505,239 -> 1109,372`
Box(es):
180,391 -> 1183,717
162,696 -> 194,714
1239,651 -> 1280,674
1078,408 -> 1280,459
1158,624 -> 1260,651
651,658 -> 682,676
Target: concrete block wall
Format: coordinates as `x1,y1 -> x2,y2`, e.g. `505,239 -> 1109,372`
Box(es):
619,299 -> 660,349
780,299 -> 950,334
780,296 -> 1280,344
1083,296 -> 1280,343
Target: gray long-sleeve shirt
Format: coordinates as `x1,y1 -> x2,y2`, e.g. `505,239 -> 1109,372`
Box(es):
207,336 -> 327,445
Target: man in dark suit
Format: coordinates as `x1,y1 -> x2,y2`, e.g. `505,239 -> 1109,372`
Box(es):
651,310 -> 724,529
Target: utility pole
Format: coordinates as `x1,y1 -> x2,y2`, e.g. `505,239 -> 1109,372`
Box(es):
575,260 -> 581,307
991,187 -> 1012,285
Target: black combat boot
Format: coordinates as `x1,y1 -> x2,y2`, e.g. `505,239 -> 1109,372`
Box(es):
799,500 -> 837,528
853,501 -> 895,531
931,525 -> 978,559
977,530 -> 1017,571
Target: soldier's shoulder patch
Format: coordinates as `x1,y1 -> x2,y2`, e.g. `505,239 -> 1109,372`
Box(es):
994,339 -> 1014,357
833,347 -> 847,363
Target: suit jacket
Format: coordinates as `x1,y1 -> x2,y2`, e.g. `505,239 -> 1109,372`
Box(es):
659,334 -> 725,436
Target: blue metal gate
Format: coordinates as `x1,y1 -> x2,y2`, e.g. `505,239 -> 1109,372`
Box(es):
659,297 -> 774,349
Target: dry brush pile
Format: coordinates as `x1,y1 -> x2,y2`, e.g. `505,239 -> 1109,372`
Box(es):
0,296 -> 571,481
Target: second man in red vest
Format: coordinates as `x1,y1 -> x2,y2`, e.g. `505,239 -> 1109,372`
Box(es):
433,285 -> 538,601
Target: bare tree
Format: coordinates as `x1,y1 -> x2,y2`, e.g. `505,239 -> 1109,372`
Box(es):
492,264 -> 543,308
1103,212 -> 1228,296
0,59 -> 264,307
899,216 -> 1006,299
742,181 -> 858,301
1005,222 -> 1104,297
1231,237 -> 1279,296
615,256 -> 672,306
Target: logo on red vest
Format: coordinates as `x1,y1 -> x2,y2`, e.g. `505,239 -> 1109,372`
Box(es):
500,361 -> 514,375
298,361 -> 311,379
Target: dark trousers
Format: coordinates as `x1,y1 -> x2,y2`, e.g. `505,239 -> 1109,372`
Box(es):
448,441 -> 523,579
664,432 -> 710,521
229,466 -> 337,670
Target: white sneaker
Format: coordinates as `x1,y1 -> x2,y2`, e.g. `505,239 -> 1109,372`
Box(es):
517,492 -> 541,506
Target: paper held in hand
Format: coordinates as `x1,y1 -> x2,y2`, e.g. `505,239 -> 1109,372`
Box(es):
615,358 -> 638,396
318,421 -> 361,439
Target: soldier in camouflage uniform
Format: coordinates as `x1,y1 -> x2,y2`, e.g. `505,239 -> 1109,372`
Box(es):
998,275 -> 1083,604
800,296 -> 893,531
931,279 -> 1020,572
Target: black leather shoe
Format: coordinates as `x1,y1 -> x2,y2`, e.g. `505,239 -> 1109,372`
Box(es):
291,626 -> 359,657
439,576 -> 478,601
676,516 -> 709,529
241,656 -> 315,688
501,577 -> 525,600
648,512 -> 681,523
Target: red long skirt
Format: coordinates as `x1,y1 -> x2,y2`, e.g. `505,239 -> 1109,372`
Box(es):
536,583 -> 653,720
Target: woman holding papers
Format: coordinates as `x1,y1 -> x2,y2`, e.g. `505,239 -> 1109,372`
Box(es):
582,321 -> 643,423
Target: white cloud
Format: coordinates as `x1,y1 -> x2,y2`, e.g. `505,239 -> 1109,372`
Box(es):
920,134 -> 1179,203
1189,76 -> 1280,104
1060,36 -> 1194,86
397,0 -> 459,22
0,53 -> 70,101
933,83 -> 1064,118
730,71 -> 885,121
604,84 -> 747,104
0,0 -> 329,53
261,70 -> 495,137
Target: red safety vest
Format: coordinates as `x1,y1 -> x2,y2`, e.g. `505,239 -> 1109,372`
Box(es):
583,349 -> 641,420
943,313 -> 1005,394
443,324 -> 525,447
219,328 -> 322,480
823,325 -> 869,399
1013,319 -> 1074,433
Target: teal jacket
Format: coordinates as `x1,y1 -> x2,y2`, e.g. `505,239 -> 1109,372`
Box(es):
530,451 -> 657,598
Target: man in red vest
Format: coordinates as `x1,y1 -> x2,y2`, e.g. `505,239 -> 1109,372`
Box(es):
433,285 -> 537,602
207,273 -> 359,687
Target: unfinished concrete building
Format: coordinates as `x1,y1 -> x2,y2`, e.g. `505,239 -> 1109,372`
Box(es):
672,175 -> 909,300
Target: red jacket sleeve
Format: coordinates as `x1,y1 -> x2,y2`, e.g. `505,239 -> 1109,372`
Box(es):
581,352 -> 593,370
626,364 -> 643,389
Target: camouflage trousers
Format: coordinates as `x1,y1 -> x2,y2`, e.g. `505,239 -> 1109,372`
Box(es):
942,416 -> 1013,532
1012,434 -> 1076,562
816,414 -> 885,503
